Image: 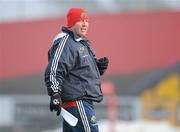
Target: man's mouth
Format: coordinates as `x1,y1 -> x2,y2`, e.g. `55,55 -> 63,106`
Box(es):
81,28 -> 87,32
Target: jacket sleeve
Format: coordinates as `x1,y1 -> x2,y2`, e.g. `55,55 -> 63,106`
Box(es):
44,36 -> 75,96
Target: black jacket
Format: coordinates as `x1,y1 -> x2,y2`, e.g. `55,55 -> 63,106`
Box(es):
44,27 -> 103,102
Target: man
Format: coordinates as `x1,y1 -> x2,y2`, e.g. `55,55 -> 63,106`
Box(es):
44,8 -> 109,132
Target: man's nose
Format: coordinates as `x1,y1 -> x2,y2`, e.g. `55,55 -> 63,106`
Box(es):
82,22 -> 88,26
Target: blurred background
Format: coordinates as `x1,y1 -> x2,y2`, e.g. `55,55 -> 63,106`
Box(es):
0,0 -> 180,132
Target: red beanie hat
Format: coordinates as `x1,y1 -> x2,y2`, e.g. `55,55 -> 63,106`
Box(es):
67,8 -> 89,28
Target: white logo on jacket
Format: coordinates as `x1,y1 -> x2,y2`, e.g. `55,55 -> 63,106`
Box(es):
79,46 -> 89,58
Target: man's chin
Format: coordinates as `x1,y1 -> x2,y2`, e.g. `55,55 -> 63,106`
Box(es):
79,33 -> 86,37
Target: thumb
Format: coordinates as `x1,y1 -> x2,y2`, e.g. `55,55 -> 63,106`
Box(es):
104,57 -> 109,62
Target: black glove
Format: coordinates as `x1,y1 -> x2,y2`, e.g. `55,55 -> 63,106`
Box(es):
49,93 -> 62,116
96,57 -> 109,75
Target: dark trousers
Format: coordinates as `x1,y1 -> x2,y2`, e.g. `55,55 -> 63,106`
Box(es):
63,100 -> 99,132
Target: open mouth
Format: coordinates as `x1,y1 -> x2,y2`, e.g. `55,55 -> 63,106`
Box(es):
81,28 -> 87,32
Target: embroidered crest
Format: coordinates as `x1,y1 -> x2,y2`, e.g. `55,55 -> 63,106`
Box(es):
81,13 -> 88,20
91,115 -> 97,123
79,47 -> 85,54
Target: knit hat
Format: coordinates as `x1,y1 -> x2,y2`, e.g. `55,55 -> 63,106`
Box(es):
67,8 -> 89,28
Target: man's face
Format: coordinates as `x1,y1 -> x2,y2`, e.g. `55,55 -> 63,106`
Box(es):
73,20 -> 89,37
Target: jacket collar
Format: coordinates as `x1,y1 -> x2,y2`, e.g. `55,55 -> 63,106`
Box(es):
62,26 -> 89,42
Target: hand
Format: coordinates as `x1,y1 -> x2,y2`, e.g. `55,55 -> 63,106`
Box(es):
49,93 -> 62,116
96,57 -> 109,75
